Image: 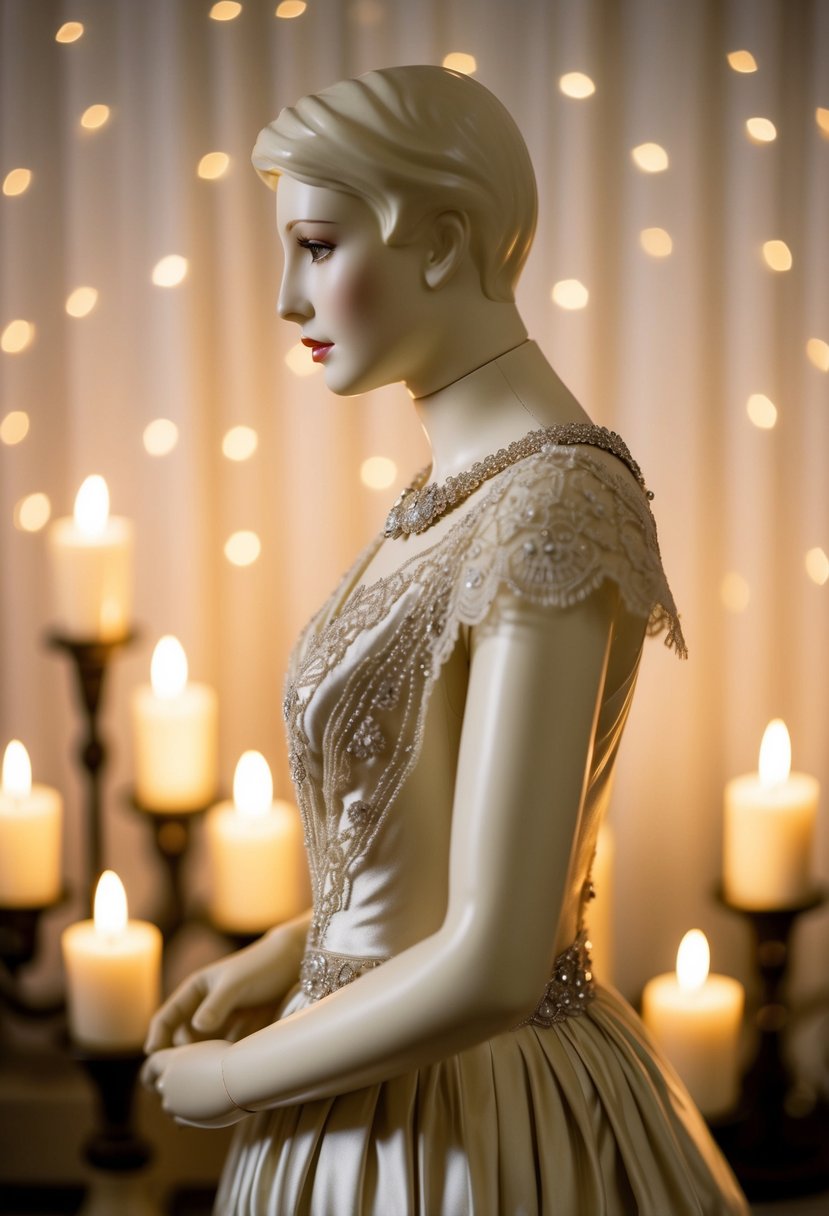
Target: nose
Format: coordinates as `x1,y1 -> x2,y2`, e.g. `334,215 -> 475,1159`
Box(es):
278,263 -> 312,324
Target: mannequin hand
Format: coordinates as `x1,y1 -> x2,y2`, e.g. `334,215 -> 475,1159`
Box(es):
141,1041 -> 248,1128
145,917 -> 309,1053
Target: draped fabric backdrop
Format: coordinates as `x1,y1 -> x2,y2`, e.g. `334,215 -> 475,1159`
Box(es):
1,0 -> 828,1131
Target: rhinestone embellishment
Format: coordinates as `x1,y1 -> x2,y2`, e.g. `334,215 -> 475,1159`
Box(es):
300,948 -> 386,1001
346,715 -> 387,761
522,930 -> 595,1028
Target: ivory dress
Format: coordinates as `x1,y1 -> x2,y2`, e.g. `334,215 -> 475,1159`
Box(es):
216,434 -> 748,1215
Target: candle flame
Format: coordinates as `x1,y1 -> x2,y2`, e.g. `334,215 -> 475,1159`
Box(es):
759,719 -> 791,787
233,750 -> 273,819
73,475 -> 110,537
150,635 -> 188,698
94,870 -> 128,936
2,739 -> 32,798
676,929 -> 710,992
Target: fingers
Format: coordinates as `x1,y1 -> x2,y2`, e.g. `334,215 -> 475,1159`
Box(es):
144,980 -> 206,1053
140,1048 -> 170,1092
191,988 -> 234,1035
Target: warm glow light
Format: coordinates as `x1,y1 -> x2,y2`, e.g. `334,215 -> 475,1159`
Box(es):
551,279 -> 589,310
197,151 -> 230,180
73,475 -> 110,537
360,456 -> 398,490
762,240 -> 792,271
1,410 -> 30,445
276,0 -> 307,16
746,117 -> 777,143
727,50 -> 758,73
816,108 -> 829,138
80,105 -> 111,131
2,320 -> 35,354
632,143 -> 669,172
285,341 -> 321,376
94,870 -> 128,937
224,531 -> 261,566
233,751 -> 273,818
56,21 -> 84,43
150,636 -> 188,699
2,740 -> 32,798
66,286 -> 98,318
806,338 -> 829,371
805,547 -> 829,587
442,52 -> 477,75
759,719 -> 791,786
720,571 -> 751,614
559,72 -> 595,99
152,255 -> 188,287
3,168 -> 32,196
14,493 -> 51,533
640,227 -> 673,257
210,1 -> 242,19
143,418 -> 179,456
746,393 -> 778,430
676,930 -> 710,993
222,425 -> 259,461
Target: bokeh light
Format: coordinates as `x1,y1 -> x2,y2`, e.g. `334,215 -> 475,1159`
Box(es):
197,152 -> 230,180
551,279 -> 589,310
65,287 -> 98,318
746,393 -> 778,430
210,1 -> 242,19
2,320 -> 35,354
285,342 -> 320,376
14,493 -> 51,533
152,255 -> 189,287
0,411 -> 30,445
762,240 -> 792,271
559,73 -> 595,99
639,227 -> 673,257
805,548 -> 829,587
276,1 -> 306,15
222,426 -> 259,461
56,22 -> 84,43
3,168 -> 32,197
806,338 -> 829,371
360,456 -> 398,490
631,143 -> 669,172
442,52 -> 477,75
816,108 -> 829,138
727,50 -> 758,73
224,531 -> 261,566
80,105 -> 111,131
720,572 -> 751,613
746,117 -> 777,143
143,419 -> 179,456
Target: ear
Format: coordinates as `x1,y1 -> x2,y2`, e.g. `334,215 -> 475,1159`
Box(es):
423,211 -> 470,290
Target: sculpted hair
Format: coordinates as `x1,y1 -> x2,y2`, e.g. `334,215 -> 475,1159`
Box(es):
252,65 -> 538,303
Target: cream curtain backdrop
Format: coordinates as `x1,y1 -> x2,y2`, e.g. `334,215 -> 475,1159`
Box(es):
1,0 -> 827,1082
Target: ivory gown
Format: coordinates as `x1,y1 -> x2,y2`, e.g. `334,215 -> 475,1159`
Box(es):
216,438 -> 748,1215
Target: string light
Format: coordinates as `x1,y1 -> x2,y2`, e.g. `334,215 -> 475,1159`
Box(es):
442,52 -> 477,75
3,169 -> 32,197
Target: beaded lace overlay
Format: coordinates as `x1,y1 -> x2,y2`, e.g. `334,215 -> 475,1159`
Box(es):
284,443 -> 686,953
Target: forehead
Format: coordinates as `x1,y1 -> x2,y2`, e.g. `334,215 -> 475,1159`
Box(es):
276,176 -> 375,232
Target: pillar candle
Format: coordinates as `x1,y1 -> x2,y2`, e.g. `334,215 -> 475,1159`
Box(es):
723,720 -> 820,909
206,751 -> 306,934
642,930 -> 744,1118
131,636 -> 218,812
61,871 -> 162,1050
48,475 -> 133,641
0,741 -> 62,907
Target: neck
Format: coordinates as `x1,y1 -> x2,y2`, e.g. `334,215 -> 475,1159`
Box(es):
411,339 -> 591,481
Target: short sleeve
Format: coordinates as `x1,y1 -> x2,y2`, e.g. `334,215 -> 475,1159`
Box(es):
450,446 -> 687,658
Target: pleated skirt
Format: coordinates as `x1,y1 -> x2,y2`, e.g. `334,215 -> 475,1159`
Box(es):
214,983 -> 748,1216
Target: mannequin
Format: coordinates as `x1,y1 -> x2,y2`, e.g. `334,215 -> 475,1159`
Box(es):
143,67 -> 747,1215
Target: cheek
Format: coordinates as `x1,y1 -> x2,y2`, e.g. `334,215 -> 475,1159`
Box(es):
329,264 -> 381,325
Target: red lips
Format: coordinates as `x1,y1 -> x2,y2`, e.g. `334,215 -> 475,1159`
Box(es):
301,337 -> 334,363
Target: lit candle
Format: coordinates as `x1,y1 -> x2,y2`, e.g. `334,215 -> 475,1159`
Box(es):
642,930 -> 744,1117
48,475 -> 133,640
206,751 -> 306,934
0,741 -> 62,908
131,636 -> 218,812
723,720 -> 820,909
61,871 -> 162,1049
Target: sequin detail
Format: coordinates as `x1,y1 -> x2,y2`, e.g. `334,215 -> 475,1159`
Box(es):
519,930 -> 596,1027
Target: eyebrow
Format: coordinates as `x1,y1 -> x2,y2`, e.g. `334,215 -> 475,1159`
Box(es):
285,219 -> 339,231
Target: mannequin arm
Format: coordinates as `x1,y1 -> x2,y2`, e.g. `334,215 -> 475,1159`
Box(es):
143,585 -> 615,1122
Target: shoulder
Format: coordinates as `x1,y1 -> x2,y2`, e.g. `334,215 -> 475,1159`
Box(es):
452,442 -> 687,657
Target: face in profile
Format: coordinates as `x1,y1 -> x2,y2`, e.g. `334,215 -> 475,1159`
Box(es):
276,176 -> 439,396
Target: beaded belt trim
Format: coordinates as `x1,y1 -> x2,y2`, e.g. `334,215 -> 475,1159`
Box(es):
299,932 -> 595,1022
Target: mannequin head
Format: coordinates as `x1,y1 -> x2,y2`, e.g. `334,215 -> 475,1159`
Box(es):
252,65 -> 537,305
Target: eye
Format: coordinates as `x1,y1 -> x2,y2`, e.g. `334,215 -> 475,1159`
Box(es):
297,237 -> 335,264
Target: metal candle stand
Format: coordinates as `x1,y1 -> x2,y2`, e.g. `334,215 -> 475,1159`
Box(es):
712,887 -> 829,1202
127,796 -> 210,943
0,899 -> 67,1019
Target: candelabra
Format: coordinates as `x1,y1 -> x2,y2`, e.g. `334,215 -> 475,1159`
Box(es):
713,888 -> 829,1201
0,899 -> 66,1019
127,795 -> 210,943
